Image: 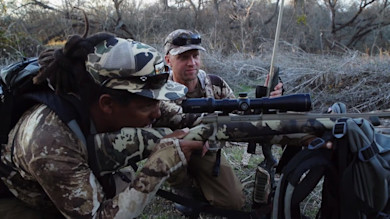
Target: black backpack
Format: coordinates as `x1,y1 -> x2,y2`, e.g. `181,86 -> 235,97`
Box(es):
0,57 -> 91,146
272,116 -> 390,219
0,57 -> 94,197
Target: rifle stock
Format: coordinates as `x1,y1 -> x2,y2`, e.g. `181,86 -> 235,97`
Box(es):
182,112 -> 390,147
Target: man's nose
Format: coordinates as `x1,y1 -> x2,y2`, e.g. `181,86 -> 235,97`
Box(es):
187,57 -> 196,65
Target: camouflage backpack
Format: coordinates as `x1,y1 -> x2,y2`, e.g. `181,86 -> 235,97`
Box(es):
272,115 -> 390,218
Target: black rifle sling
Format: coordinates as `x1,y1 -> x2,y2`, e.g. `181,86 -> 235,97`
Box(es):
207,74 -> 225,177
208,74 -> 224,89
212,149 -> 221,177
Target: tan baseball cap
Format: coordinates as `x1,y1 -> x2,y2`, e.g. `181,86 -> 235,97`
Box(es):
164,29 -> 206,55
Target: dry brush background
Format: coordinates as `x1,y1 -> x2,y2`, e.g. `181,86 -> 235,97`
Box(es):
202,39 -> 390,113
1,0 -> 390,218
1,32 -> 389,219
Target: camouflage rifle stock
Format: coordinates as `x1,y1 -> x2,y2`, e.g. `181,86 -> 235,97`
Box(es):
182,111 -> 390,147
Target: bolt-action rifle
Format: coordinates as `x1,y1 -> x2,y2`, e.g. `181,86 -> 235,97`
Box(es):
180,93 -> 389,164
181,94 -> 390,143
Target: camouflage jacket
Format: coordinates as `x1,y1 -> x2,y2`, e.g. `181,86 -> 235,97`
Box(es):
169,69 -> 235,99
154,70 -> 234,128
0,104 -> 188,218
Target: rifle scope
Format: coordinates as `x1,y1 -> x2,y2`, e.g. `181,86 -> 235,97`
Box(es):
181,93 -> 312,113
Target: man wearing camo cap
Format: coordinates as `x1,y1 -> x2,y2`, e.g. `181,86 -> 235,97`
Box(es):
162,29 -> 246,211
162,29 -> 284,211
0,32 -> 204,218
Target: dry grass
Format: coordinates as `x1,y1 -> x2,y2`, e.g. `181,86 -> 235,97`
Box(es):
203,41 -> 390,113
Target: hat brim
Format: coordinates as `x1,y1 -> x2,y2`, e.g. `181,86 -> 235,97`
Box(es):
169,45 -> 206,56
111,80 -> 188,101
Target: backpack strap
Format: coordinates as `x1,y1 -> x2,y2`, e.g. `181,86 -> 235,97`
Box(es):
20,92 -> 99,174
208,74 -> 224,89
21,91 -> 90,137
0,91 -> 95,197
273,147 -> 333,219
16,91 -> 139,198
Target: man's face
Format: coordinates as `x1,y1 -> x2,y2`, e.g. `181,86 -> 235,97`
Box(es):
165,50 -> 201,83
111,96 -> 161,129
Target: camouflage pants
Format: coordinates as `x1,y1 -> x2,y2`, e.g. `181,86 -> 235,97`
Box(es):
170,150 -> 245,210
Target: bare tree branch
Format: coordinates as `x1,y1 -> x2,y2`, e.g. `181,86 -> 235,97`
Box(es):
329,0 -> 376,33
112,0 -> 135,39
24,0 -> 61,12
264,0 -> 280,25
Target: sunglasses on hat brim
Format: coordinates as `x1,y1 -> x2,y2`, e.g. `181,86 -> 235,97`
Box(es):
169,33 -> 201,47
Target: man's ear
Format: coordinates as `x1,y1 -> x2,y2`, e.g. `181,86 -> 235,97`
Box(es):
164,54 -> 171,66
98,94 -> 114,114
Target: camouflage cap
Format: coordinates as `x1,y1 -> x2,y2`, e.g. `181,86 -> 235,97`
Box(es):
164,29 -> 206,55
85,37 -> 187,100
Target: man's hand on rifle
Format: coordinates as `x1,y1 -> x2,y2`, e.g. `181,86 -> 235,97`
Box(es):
164,128 -> 205,161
